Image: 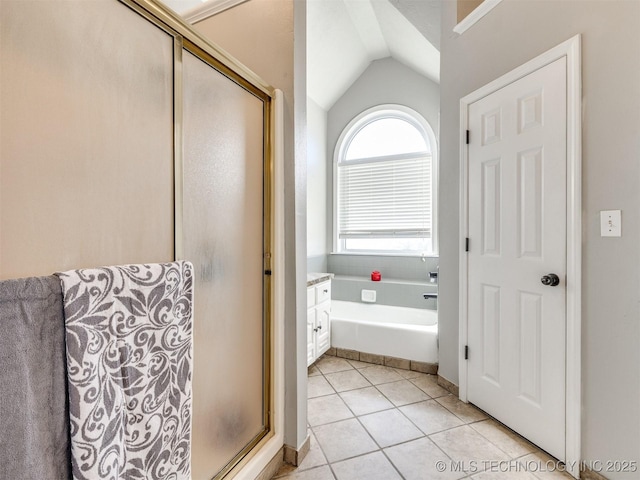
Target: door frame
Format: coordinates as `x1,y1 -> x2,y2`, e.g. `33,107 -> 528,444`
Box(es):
458,35 -> 582,477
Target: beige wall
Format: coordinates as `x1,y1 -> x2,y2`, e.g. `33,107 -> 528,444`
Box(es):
193,0 -> 310,452
0,0 -> 175,279
439,0 -> 640,475
307,97 -> 327,261
194,0 -> 293,101
457,0 -> 484,24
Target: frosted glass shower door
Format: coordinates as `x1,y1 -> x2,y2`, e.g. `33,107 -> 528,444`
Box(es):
182,50 -> 269,479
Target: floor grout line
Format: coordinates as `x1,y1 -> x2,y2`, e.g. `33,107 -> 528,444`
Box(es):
281,356 -> 572,480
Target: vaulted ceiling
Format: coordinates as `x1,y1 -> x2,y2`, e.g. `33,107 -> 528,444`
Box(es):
307,0 -> 440,110
162,0 -> 441,111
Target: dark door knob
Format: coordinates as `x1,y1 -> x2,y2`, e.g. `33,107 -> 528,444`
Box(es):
541,273 -> 560,286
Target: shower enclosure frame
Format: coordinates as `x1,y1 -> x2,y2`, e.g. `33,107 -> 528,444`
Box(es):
121,0 -> 276,478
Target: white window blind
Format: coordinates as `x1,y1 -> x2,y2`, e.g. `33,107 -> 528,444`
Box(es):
338,154 -> 432,239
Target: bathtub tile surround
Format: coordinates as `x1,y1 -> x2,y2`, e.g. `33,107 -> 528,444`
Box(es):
272,356 -> 574,480
331,276 -> 436,310
327,254 -> 438,283
327,254 -> 438,310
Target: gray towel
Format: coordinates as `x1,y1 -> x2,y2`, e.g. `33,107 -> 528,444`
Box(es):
58,261 -> 193,480
0,275 -> 71,480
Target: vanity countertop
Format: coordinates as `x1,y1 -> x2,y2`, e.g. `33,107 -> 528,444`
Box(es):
307,272 -> 333,287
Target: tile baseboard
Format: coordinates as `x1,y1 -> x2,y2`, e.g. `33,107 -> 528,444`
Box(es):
580,466 -> 609,480
283,433 -> 311,467
328,348 -> 438,375
437,375 -> 459,397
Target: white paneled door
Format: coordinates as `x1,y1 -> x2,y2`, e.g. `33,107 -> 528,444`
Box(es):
467,57 -> 567,461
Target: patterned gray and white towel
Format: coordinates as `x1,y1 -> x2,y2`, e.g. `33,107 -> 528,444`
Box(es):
57,261 -> 194,480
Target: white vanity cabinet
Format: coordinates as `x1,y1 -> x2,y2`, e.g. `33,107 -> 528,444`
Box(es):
307,278 -> 331,366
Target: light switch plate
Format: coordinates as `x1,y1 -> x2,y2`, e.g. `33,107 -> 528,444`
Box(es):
600,210 -> 622,237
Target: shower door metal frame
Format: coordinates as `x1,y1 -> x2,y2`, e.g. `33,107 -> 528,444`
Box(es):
120,0 -> 275,478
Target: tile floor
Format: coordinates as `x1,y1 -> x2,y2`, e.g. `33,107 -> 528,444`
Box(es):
272,355 -> 572,480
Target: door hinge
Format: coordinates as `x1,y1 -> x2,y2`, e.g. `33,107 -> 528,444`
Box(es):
466,130 -> 470,145
464,345 -> 469,360
465,237 -> 470,252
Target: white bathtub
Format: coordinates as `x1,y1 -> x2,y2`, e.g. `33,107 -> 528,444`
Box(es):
330,300 -> 438,364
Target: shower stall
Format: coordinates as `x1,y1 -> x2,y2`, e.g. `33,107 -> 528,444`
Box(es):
0,1 -> 276,478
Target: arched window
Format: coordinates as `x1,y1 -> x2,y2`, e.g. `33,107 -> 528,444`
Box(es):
334,105 -> 437,254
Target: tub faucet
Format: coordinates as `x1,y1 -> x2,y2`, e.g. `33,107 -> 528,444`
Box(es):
423,293 -> 438,300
